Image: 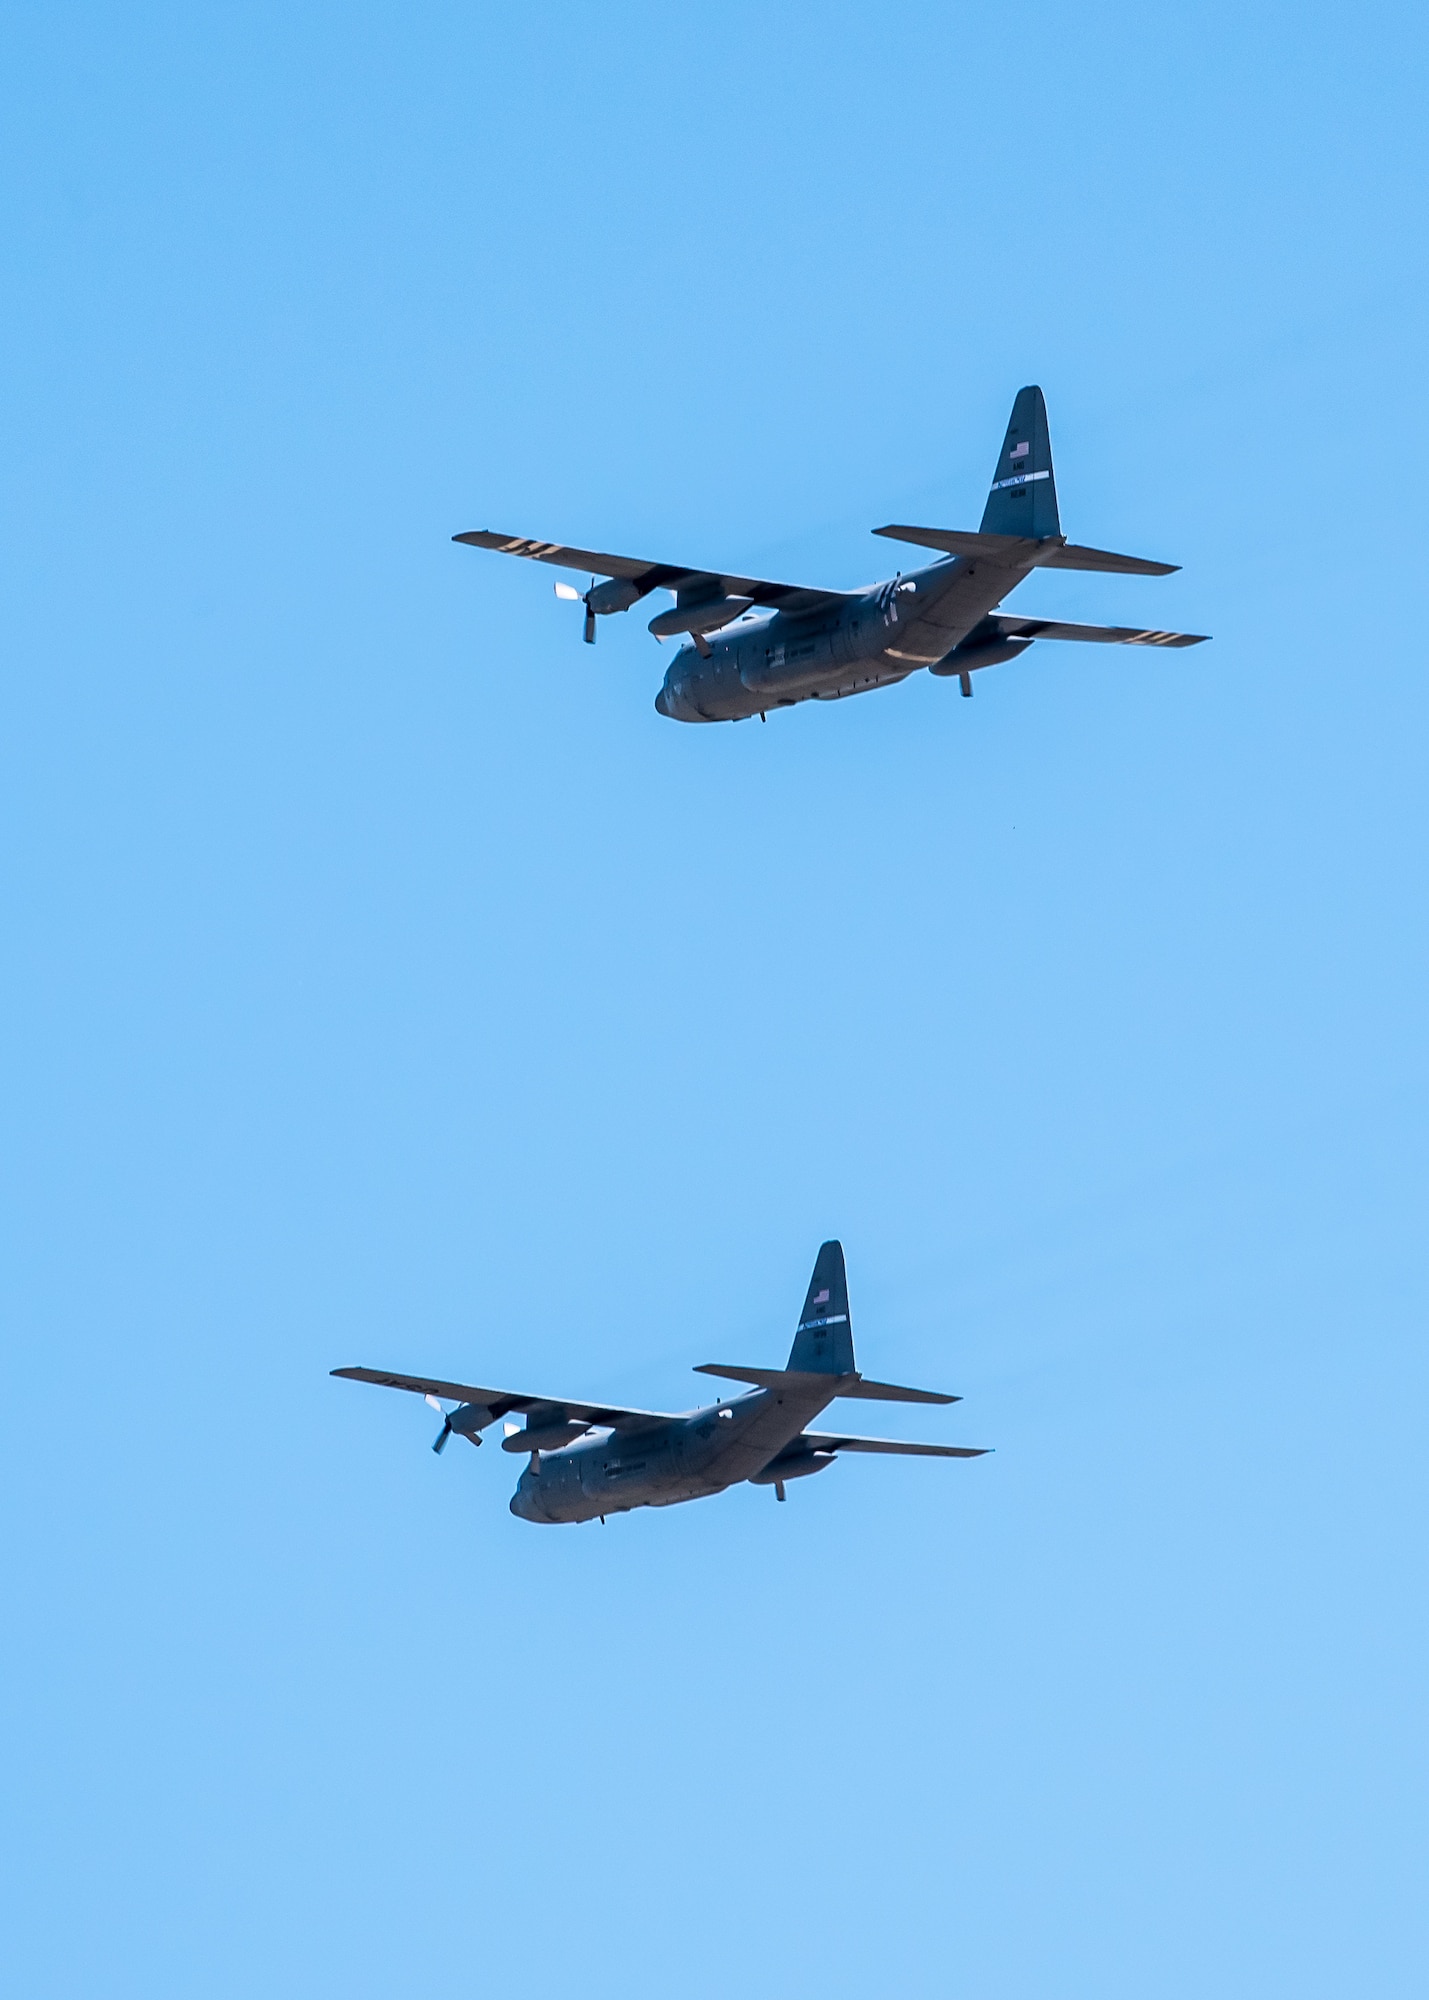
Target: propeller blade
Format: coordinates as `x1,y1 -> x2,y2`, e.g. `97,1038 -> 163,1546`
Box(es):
584,607 -> 596,645
432,1423 -> 451,1454
553,581 -> 582,601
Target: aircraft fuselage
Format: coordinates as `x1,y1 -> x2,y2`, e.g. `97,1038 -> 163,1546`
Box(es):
653,550 -> 1021,723
509,1377 -> 842,1523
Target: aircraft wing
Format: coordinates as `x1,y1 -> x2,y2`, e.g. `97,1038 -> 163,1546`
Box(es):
453,530 -> 851,617
331,1366 -> 674,1432
987,613 -> 1208,648
800,1430 -> 989,1458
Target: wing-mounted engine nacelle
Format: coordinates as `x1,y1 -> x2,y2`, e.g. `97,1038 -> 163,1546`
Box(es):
587,577 -> 646,617
929,636 -> 1031,678
749,1449 -> 837,1486
500,1418 -> 592,1453
429,1399 -> 496,1453
647,594 -> 754,641
558,575 -> 647,644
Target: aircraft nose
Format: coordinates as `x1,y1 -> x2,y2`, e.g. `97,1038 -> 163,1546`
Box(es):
509,1475 -> 548,1523
654,685 -> 671,718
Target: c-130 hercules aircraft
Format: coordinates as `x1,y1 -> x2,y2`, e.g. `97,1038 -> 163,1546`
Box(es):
456,385 -> 1206,722
333,1242 -> 986,1523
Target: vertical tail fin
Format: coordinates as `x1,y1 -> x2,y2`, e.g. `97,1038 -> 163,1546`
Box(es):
979,385 -> 1060,541
786,1240 -> 855,1375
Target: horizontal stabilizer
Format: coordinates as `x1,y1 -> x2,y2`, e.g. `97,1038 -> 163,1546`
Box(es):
873,526 -> 1179,576
874,525 -> 1041,563
801,1431 -> 989,1458
837,1376 -> 959,1405
695,1364 -> 849,1392
694,1364 -> 958,1403
1041,543 -> 1179,576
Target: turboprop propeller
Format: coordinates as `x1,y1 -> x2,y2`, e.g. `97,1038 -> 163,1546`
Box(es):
425,1395 -> 494,1454
554,575 -> 646,644
553,578 -> 595,644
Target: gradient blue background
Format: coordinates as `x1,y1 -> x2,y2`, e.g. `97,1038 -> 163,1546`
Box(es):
3,4 -> 1426,1995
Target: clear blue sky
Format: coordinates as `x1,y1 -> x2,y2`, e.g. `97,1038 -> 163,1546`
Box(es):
2,4 -> 1426,1995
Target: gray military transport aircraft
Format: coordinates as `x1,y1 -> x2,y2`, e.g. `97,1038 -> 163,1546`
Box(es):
333,1241 -> 986,1523
455,385 -> 1206,722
